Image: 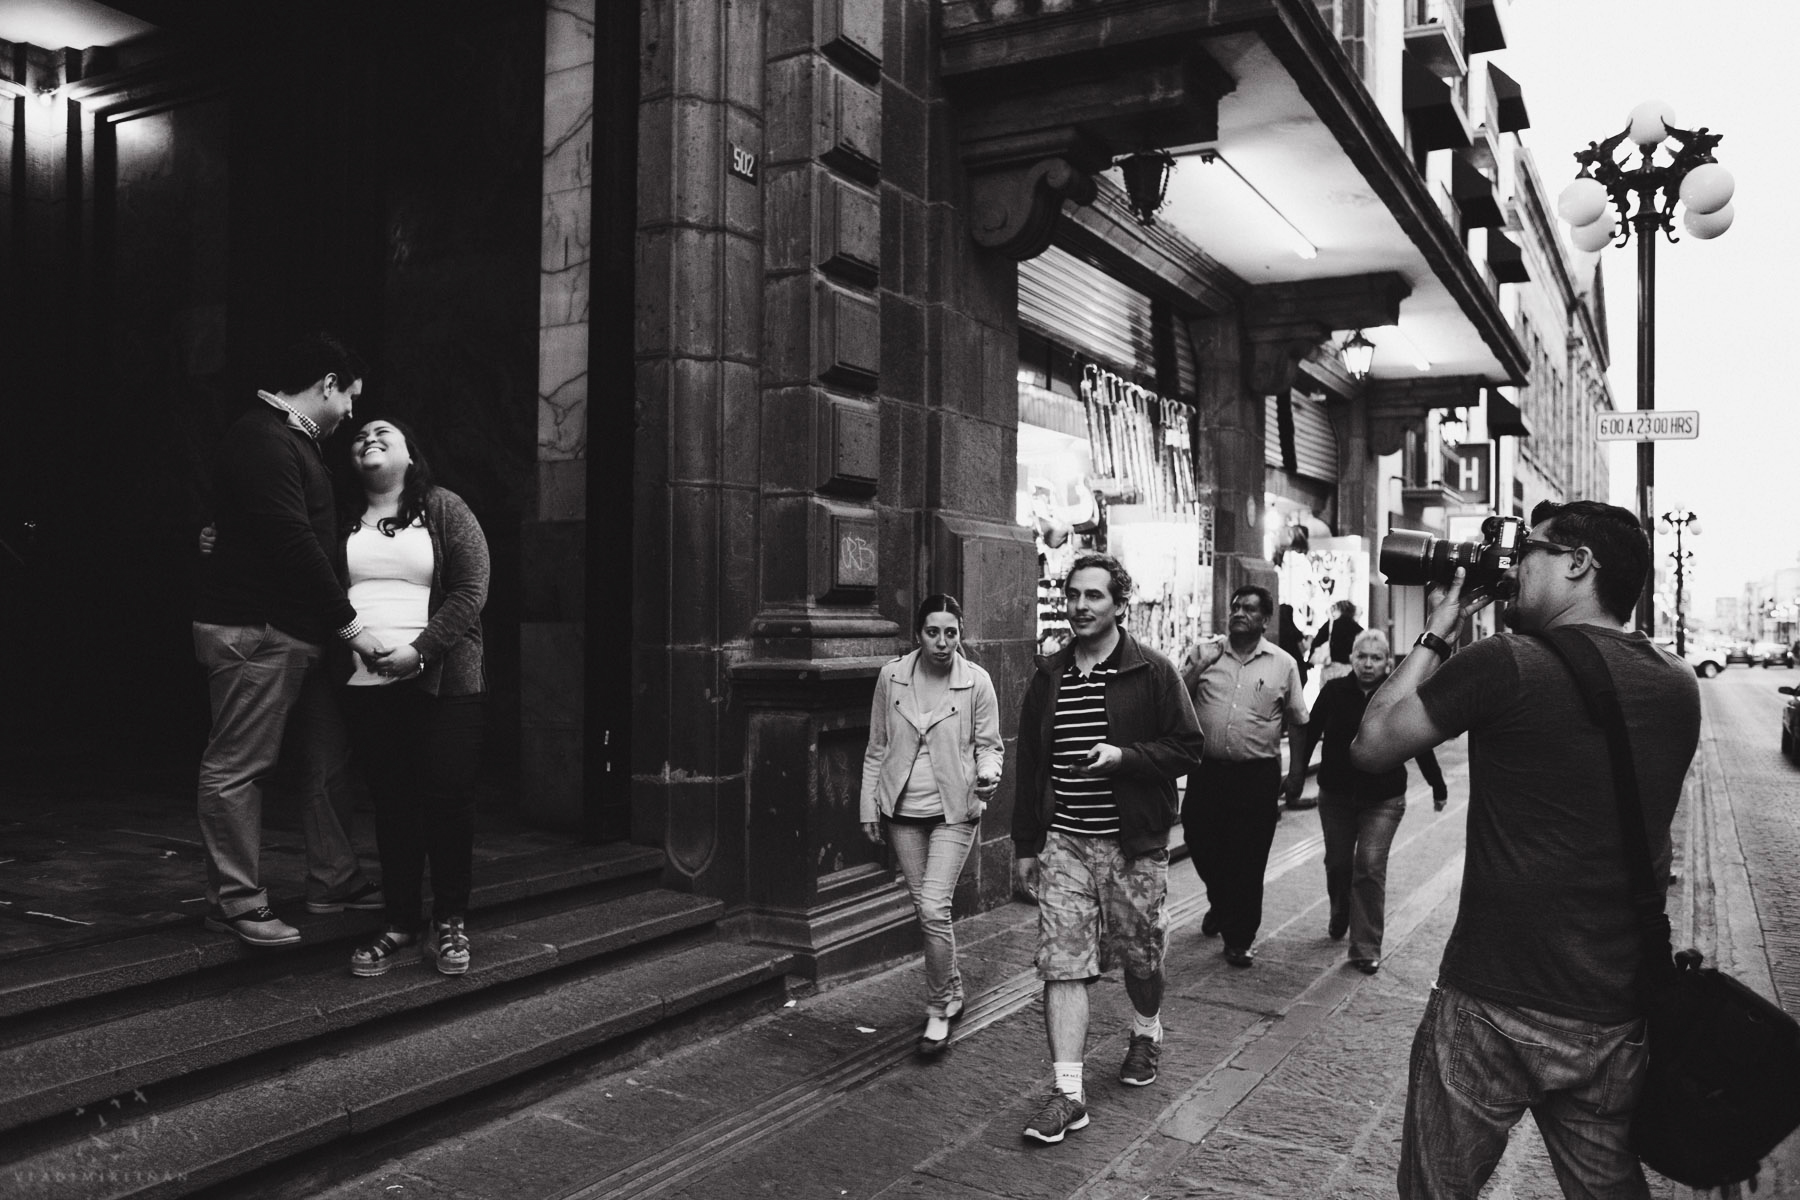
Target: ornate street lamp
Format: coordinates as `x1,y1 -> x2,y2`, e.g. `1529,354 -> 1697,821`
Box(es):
1118,150 -> 1176,227
1557,101 -> 1734,634
1660,507 -> 1701,657
1338,330 -> 1376,381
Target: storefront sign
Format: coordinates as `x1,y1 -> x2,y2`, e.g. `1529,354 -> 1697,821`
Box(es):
1595,410 -> 1699,441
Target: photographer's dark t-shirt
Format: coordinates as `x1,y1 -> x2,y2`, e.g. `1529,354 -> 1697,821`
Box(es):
1418,625 -> 1700,1022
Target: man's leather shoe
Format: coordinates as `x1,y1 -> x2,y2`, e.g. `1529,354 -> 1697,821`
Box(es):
1352,957 -> 1380,975
1328,912 -> 1349,940
1223,946 -> 1255,968
1200,909 -> 1220,937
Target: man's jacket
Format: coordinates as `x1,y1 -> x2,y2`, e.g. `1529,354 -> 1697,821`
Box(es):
1013,629 -> 1205,859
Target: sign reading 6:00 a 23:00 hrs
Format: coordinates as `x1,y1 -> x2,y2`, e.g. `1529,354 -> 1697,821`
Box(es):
1594,410 -> 1701,442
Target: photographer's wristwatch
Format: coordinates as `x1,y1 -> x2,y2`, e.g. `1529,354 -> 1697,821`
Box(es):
1414,631 -> 1454,661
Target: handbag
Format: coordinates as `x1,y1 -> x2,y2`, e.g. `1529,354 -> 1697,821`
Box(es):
1531,627 -> 1800,1189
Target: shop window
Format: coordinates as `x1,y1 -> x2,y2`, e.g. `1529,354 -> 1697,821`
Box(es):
1017,355 -> 1210,658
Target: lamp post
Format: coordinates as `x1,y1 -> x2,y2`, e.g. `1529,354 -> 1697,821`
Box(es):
1660,507 -> 1700,657
1557,101 -> 1735,635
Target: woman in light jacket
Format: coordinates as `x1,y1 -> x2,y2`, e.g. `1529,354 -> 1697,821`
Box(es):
861,594 -> 1003,1055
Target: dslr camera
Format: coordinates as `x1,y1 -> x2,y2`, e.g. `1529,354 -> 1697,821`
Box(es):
1378,515 -> 1525,600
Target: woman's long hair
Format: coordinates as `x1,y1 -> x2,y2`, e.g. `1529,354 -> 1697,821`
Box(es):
341,416 -> 435,537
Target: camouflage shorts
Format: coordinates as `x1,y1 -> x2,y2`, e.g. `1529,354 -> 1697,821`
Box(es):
1034,830 -> 1169,982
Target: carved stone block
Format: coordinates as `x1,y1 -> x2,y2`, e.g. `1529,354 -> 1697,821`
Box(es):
820,394 -> 880,495
817,285 -> 880,390
820,0 -> 883,81
818,175 -> 880,286
815,499 -> 880,599
822,69 -> 881,183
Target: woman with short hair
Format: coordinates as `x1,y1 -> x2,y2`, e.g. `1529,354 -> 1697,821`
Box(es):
1286,629 -> 1447,974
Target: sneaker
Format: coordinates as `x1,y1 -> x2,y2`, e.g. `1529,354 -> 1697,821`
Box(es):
205,906 -> 301,947
428,915 -> 470,976
1022,1090 -> 1090,1144
306,880 -> 386,915
1120,1034 -> 1160,1087
350,927 -> 419,978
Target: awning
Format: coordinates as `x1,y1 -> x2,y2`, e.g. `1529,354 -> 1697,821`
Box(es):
1486,228 -> 1528,284
1487,389 -> 1531,438
1403,53 -> 1472,152
1453,153 -> 1503,229
1464,0 -> 1509,54
1487,63 -> 1529,134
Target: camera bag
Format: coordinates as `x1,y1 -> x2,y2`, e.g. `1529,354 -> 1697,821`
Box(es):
1531,627 -> 1800,1190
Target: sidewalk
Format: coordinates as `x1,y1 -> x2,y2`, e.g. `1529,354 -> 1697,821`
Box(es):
219,726 -> 1751,1200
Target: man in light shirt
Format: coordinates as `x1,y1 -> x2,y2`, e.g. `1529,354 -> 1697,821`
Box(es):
1180,584 -> 1309,966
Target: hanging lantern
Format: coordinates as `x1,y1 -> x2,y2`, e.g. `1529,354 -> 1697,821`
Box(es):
1338,330 -> 1376,380
1119,151 -> 1176,227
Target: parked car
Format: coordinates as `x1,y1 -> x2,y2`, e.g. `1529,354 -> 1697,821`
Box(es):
1725,642 -> 1760,666
1684,643 -> 1727,678
1782,684 -> 1800,761
1755,641 -> 1794,669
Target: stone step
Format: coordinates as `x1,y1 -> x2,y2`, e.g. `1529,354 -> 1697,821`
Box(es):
0,939 -> 795,1200
0,887 -> 724,1133
0,843 -> 667,1021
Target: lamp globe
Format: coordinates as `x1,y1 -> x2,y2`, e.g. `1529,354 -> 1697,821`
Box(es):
1557,177 -> 1609,225
1628,99 -> 1677,146
1683,202 -> 1734,240
1679,162 -> 1735,215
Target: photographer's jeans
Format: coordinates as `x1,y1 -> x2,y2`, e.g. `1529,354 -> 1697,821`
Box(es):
1318,789 -> 1404,961
1400,982 -> 1649,1200
887,818 -> 978,1019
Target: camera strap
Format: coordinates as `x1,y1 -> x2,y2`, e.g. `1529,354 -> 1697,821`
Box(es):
1524,628 -> 1676,972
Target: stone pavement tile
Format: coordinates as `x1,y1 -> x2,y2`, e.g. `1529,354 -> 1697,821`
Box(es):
407,1114 -> 618,1199
917,1133 -> 1099,1200
1150,1126 -> 1346,1198
1224,1084 -> 1369,1158
321,1172 -> 484,1200
665,1097 -> 953,1200
537,1070 -> 739,1153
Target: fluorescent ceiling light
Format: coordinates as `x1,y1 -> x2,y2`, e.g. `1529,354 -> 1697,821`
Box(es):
1199,151 -> 1318,260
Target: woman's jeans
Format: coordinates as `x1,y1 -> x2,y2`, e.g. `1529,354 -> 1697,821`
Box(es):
1399,982 -> 1649,1199
887,819 -> 978,1018
1318,788 -> 1405,961
341,684 -> 486,929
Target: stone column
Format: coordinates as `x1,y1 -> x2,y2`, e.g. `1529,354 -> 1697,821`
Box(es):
634,0 -> 765,896
520,0 -> 596,829
1189,312 -> 1278,624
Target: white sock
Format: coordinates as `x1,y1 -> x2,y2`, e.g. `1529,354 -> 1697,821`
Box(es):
1132,1011 -> 1163,1042
1053,1061 -> 1085,1101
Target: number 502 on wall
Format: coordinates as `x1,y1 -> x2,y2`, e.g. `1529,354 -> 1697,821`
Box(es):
1594,410 -> 1700,442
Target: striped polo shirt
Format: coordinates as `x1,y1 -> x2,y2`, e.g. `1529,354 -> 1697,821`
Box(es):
1048,644 -> 1122,838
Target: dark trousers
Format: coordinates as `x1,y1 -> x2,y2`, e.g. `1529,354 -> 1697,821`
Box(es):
341,684 -> 486,929
1182,757 -> 1282,951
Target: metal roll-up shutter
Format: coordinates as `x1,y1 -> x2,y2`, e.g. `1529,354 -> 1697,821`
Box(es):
1264,392 -> 1340,481
1291,392 -> 1339,481
1019,245 -> 1157,379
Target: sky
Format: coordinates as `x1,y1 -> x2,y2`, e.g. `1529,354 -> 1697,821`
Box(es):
1501,0 -> 1800,619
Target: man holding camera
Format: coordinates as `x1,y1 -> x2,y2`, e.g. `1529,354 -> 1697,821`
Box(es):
1352,500 -> 1700,1198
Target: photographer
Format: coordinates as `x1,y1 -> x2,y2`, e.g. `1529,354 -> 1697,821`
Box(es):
1351,500 -> 1700,1199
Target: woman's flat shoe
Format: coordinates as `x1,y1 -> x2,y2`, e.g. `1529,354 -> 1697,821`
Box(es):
918,1012 -> 952,1055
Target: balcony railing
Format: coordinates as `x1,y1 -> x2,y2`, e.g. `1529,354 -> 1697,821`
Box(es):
1405,0 -> 1466,77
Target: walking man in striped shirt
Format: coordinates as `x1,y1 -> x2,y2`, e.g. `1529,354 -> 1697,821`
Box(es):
1181,584 -> 1311,968
1013,554 -> 1205,1144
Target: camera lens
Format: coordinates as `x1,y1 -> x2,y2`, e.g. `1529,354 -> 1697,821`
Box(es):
1379,531 -> 1438,586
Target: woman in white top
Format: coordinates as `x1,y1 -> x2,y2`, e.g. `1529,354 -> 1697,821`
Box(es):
859,595 -> 1004,1055
338,418 -> 491,980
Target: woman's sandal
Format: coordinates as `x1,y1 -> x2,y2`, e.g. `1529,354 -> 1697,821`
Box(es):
430,915 -> 471,976
350,927 -> 418,977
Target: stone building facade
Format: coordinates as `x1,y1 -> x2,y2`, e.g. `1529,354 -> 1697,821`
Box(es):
3,0 -> 1538,980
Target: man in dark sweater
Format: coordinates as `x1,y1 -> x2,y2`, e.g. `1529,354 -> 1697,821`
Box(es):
193,332 -> 388,946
